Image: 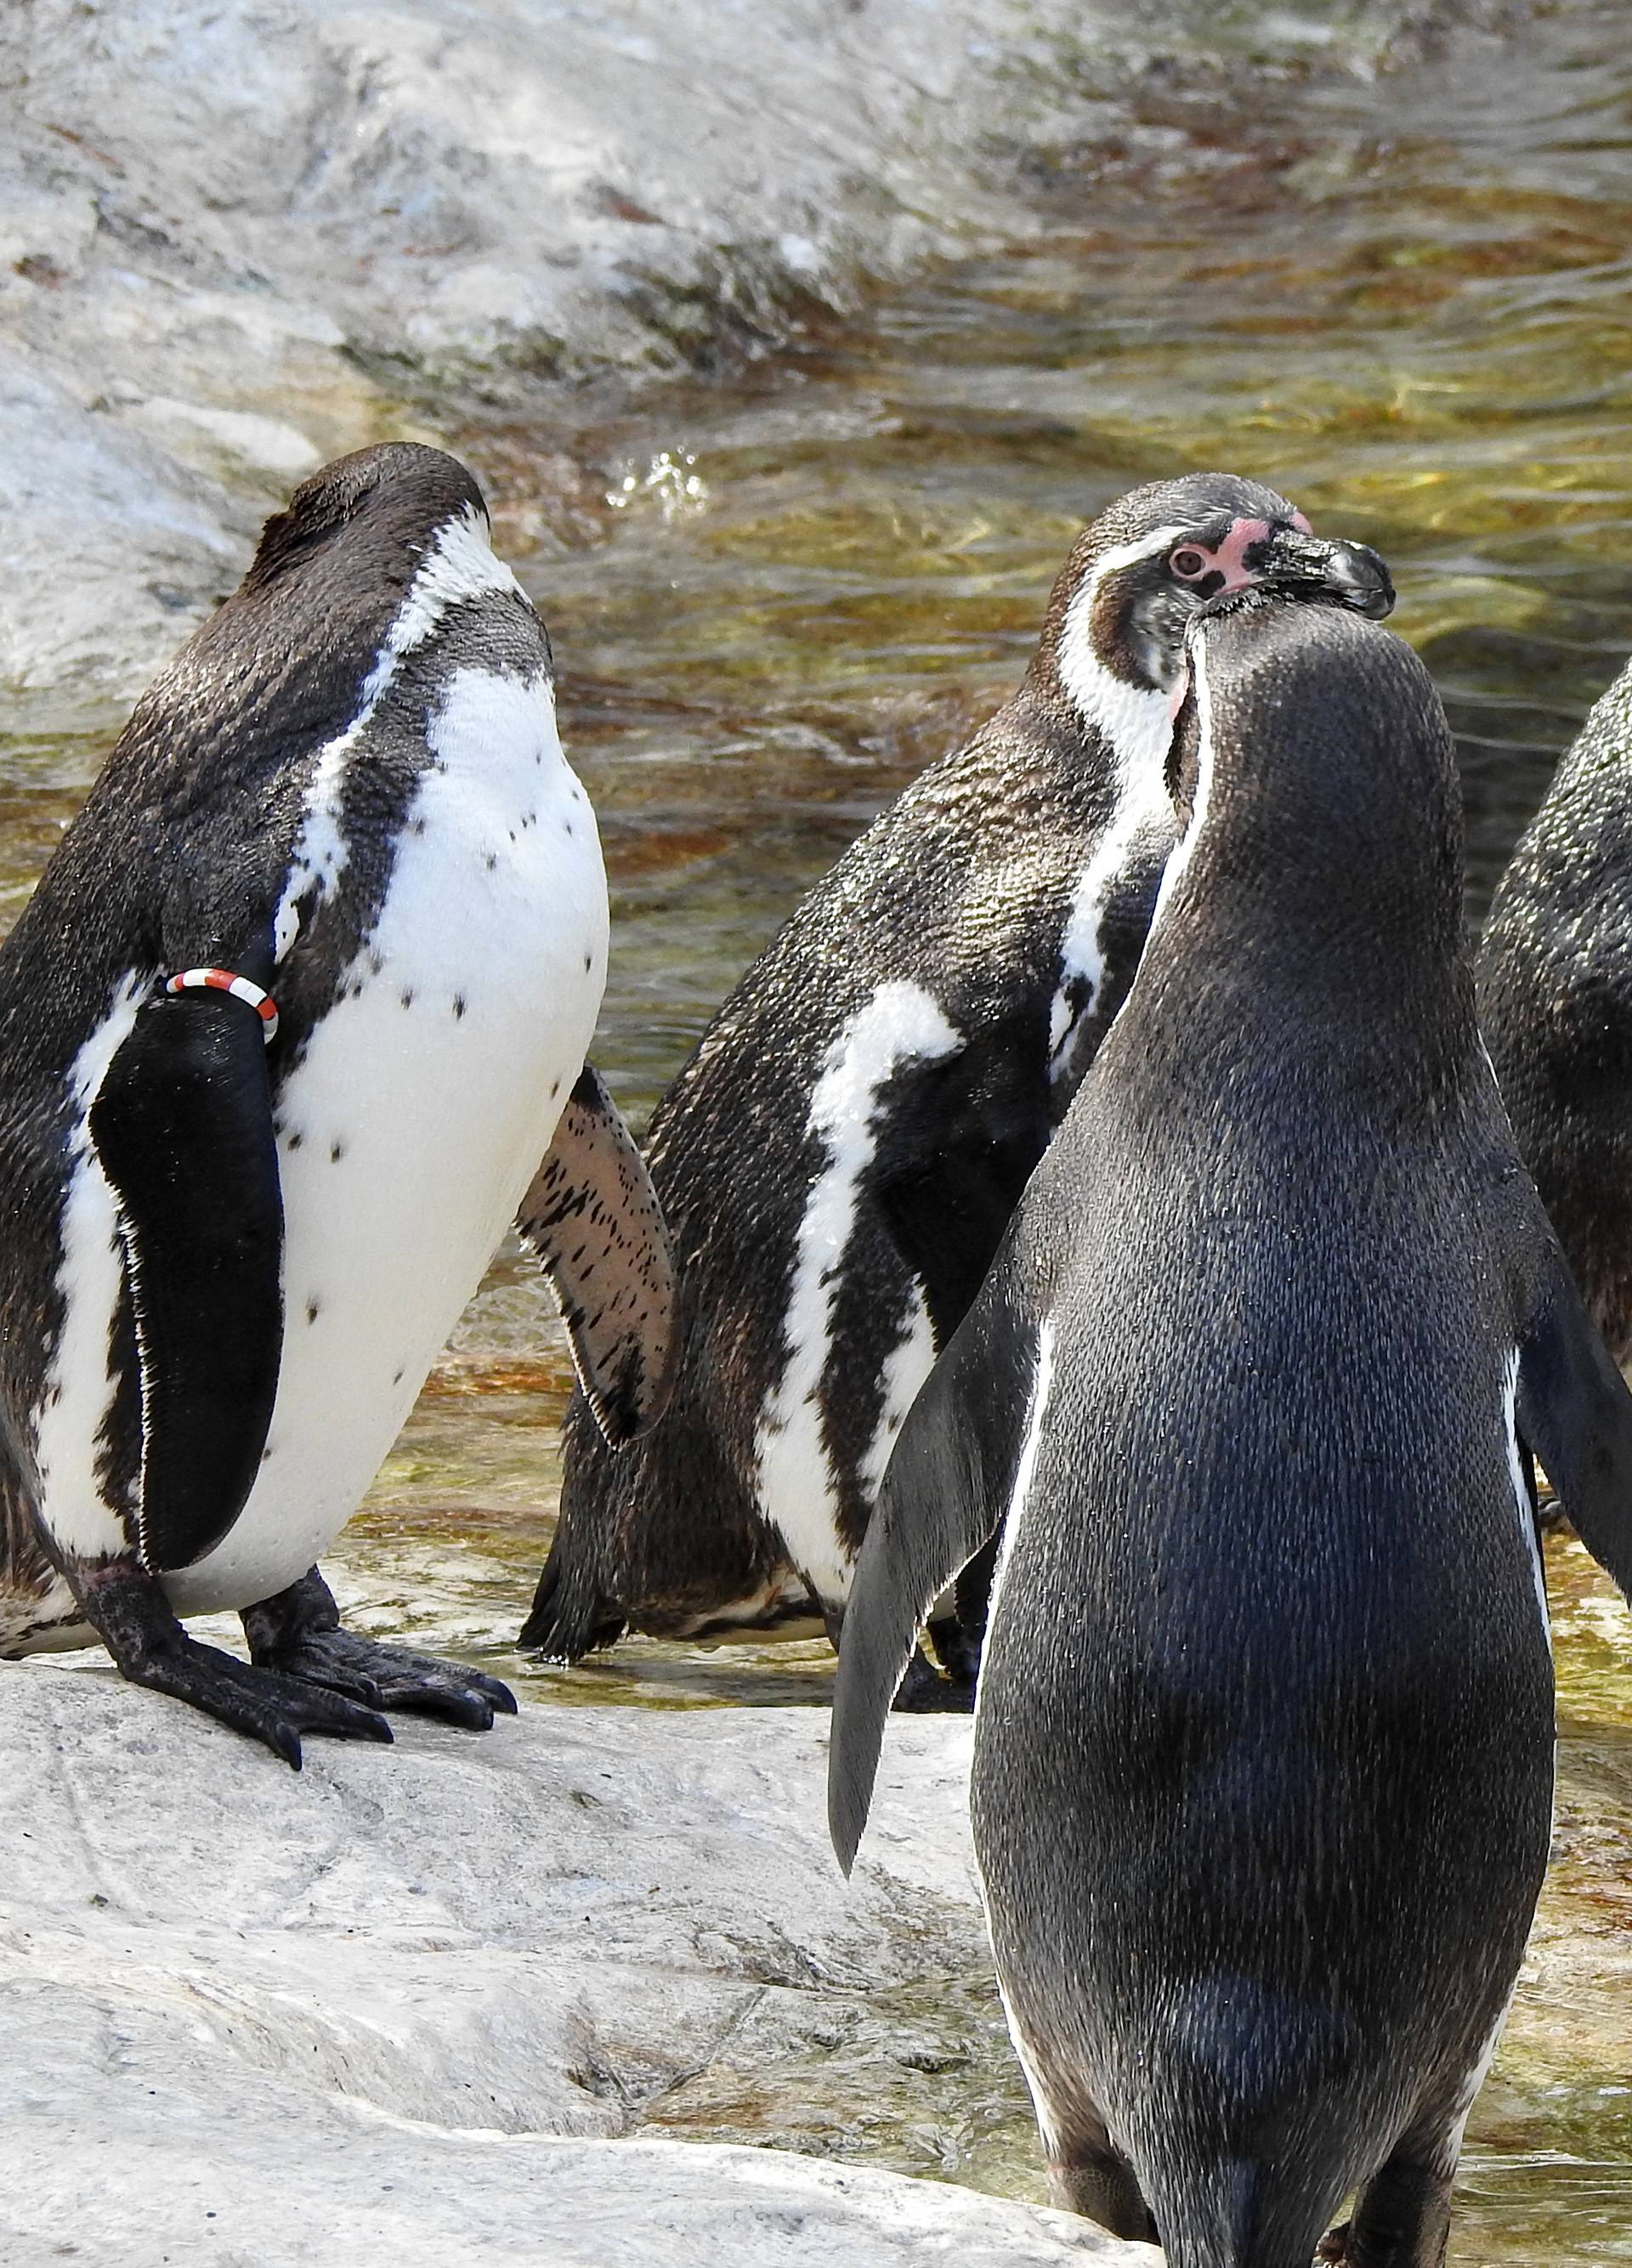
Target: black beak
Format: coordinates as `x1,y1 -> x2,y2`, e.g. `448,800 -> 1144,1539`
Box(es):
1250,528 -> 1395,621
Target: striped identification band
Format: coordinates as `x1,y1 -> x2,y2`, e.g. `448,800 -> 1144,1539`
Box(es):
165,967 -> 280,1045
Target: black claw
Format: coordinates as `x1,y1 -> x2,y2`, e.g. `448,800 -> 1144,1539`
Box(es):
436,1662 -> 518,1713
68,1558 -> 400,1761
370,1678 -> 495,1731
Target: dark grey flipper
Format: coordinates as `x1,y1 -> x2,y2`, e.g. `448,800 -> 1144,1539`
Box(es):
1517,1252 -> 1632,1597
517,1063 -> 679,1448
242,1568 -> 517,1727
88,989 -> 284,1573
827,1287 -> 1039,1874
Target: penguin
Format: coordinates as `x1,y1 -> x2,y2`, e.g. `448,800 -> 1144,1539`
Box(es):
0,442 -> 677,1766
1478,650 -> 1632,1360
524,473 -> 1392,1700
828,593 -> 1632,2266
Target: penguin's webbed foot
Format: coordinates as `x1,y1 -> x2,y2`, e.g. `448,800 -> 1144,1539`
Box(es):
891,1645 -> 977,1715
256,1627 -> 516,1729
926,1610 -> 983,1692
69,1557 -> 392,1770
125,1636 -> 394,1769
242,1568 -> 518,1731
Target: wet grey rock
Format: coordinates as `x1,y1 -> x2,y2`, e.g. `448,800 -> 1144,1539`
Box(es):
0,1661 -> 1157,2265
0,0 -> 1041,705
0,342 -> 246,698
0,0 -> 1454,707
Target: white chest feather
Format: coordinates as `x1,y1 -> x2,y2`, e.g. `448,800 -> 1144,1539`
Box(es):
973,1320 -> 1057,1723
166,664 -> 607,1614
30,978 -> 150,1571
754,980 -> 959,1603
1046,644 -> 1176,1086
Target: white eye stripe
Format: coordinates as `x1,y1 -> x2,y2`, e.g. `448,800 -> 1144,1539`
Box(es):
1057,525 -> 1194,724
1090,524 -> 1193,580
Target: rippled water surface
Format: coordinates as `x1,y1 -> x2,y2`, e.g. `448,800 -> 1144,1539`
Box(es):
8,3 -> 1632,2258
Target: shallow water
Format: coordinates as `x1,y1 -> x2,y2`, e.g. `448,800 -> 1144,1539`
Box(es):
8,0 -> 1632,2256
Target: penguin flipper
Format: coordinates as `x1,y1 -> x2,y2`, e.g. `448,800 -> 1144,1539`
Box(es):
1517,1256 -> 1632,1598
517,1063 -> 679,1447
88,990 -> 284,1573
828,1289 -> 1034,1874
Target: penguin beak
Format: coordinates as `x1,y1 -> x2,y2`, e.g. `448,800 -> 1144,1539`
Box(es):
1250,527 -> 1396,621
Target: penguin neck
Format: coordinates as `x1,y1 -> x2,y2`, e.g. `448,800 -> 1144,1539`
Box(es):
1135,701 -> 1474,1097
1054,650 -> 1171,785
1045,568 -> 1175,789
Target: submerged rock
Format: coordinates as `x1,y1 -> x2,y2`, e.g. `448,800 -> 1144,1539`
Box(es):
0,1660 -> 1153,2264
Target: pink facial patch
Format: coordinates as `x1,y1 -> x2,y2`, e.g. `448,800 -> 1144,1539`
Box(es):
1201,516 -> 1272,590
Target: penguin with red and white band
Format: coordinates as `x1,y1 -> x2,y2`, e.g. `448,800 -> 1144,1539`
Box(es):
0,441 -> 677,1765
526,473 -> 1393,1698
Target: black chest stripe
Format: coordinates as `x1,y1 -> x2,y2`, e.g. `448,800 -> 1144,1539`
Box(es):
89,990 -> 284,1573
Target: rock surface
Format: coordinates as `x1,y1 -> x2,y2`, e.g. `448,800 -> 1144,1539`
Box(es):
0,0 -> 1072,704
0,1659 -> 1156,2265
1,0 -> 1457,707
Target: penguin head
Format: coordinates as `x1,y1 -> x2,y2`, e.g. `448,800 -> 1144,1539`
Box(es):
244,442 -> 490,592
1034,473 -> 1393,749
122,442 -> 512,787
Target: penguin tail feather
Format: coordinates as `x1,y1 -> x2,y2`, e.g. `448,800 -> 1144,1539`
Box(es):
1159,2157 -> 1318,2268
1147,2150 -> 1260,2268
1139,1974 -> 1369,2268
518,1534 -> 626,1660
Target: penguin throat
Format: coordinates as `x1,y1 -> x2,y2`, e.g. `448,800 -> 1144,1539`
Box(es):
1057,647 -> 1174,775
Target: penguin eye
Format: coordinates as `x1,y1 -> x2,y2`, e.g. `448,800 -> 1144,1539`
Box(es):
1170,547 -> 1210,581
